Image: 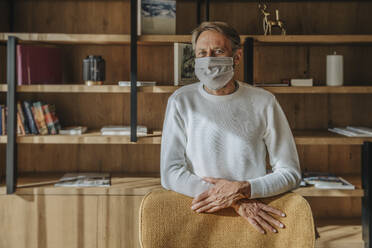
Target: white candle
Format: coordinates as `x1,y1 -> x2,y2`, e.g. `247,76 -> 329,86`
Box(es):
326,51 -> 343,86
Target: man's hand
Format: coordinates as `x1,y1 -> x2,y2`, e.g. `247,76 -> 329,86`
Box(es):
232,199 -> 286,234
191,177 -> 251,213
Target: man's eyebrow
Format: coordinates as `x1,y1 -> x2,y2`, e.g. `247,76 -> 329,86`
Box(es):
196,46 -> 225,51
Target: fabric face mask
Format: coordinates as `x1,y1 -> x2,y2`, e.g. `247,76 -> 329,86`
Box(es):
194,56 -> 234,90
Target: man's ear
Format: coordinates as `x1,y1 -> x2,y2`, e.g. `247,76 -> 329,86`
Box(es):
233,48 -> 243,66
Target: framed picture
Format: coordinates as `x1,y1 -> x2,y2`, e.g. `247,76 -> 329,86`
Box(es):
138,0 -> 176,35
174,43 -> 198,86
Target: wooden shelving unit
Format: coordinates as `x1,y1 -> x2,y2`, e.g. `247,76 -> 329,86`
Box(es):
1,1 -> 372,248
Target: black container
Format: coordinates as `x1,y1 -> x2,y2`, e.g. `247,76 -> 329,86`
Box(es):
83,55 -> 105,85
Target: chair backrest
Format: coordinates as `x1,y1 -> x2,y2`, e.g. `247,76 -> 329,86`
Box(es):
139,189 -> 315,248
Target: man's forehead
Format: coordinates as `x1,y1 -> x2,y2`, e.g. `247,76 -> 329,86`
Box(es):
195,30 -> 232,50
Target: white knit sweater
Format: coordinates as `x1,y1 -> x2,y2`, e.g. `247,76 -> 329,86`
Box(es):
160,81 -> 301,198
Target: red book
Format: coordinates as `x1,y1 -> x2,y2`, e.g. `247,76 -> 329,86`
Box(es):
17,44 -> 63,85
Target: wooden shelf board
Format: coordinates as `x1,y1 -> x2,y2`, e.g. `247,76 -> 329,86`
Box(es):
293,130 -> 372,145
2,33 -> 372,44
0,174 -> 362,198
2,84 -> 371,94
315,218 -> 363,248
256,86 -> 372,94
2,130 -> 371,145
0,33 -> 131,44
15,131 -> 162,144
245,35 -> 372,44
0,173 -> 162,196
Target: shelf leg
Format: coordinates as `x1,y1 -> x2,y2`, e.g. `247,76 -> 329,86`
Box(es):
6,36 -> 18,194
197,0 -> 201,25
362,142 -> 372,248
244,37 -> 254,85
130,0 -> 138,143
205,0 -> 210,22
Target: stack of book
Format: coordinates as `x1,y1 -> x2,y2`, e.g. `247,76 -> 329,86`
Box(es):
101,125 -> 148,136
300,172 -> 355,190
290,78 -> 313,87
59,126 -> 88,135
328,126 -> 372,137
118,81 -> 156,87
0,101 -> 61,136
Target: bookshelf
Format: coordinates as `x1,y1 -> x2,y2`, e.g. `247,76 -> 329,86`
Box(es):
1,1 -> 372,248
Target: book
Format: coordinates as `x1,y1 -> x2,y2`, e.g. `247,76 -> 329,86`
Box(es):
118,81 -> 156,87
0,105 -> 3,135
138,0 -> 176,35
290,78 -> 313,87
17,112 -> 26,135
17,102 -> 30,134
301,172 -> 355,190
17,44 -> 63,85
23,101 -> 39,135
60,126 -> 88,135
328,127 -> 372,137
48,104 -> 61,132
32,101 -> 48,135
42,104 -> 57,135
174,43 -> 197,86
54,173 -> 111,187
101,125 -> 148,136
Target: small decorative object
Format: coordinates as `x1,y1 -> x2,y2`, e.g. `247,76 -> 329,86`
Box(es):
290,78 -> 313,87
138,0 -> 176,35
83,55 -> 105,86
258,3 -> 286,35
326,51 -> 343,86
174,43 -> 197,86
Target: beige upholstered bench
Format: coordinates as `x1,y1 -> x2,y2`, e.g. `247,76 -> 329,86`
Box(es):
139,189 -> 315,248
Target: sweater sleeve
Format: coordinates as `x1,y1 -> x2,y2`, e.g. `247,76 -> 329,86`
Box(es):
248,96 -> 302,199
160,95 -> 213,198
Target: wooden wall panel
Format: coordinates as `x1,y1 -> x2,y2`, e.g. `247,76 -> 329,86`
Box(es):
297,145 -> 361,175
17,144 -> 160,174
0,45 -> 7,83
13,0 -> 131,34
0,195 -> 99,248
98,195 -> 143,248
209,1 -> 372,35
306,197 -> 361,218
0,1 -> 10,32
254,45 -> 372,85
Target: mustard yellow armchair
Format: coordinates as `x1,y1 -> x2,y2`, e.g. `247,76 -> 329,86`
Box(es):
139,189 -> 315,248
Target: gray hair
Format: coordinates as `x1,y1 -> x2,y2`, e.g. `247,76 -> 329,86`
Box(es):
191,21 -> 241,53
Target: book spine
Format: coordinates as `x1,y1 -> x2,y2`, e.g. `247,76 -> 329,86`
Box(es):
0,105 -> 2,135
32,102 -> 48,135
42,104 -> 57,135
1,106 -> 5,135
17,101 -> 30,134
17,112 -> 25,135
49,104 -> 61,133
23,101 -> 39,134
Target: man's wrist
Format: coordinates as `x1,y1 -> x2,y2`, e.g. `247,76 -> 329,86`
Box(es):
238,181 -> 251,199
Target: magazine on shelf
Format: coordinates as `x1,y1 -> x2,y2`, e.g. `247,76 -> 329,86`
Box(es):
253,83 -> 289,87
100,125 -> 148,136
301,172 -> 355,190
54,173 -> 111,187
328,127 -> 372,137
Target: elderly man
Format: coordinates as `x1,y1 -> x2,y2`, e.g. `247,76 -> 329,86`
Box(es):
160,22 -> 301,235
